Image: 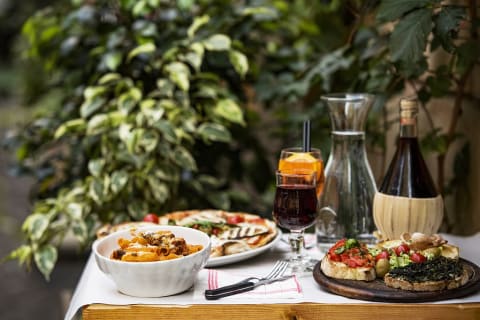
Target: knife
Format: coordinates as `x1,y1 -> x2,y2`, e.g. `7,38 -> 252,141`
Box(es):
204,275 -> 294,300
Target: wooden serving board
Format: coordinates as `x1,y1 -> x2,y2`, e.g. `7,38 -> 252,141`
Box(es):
313,258 -> 480,302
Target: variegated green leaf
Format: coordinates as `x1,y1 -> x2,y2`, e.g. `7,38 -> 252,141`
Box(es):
127,42 -> 156,61
197,122 -> 231,143
98,73 -> 121,85
153,120 -> 177,143
72,220 -> 88,243
34,245 -> 57,281
118,87 -> 142,114
183,51 -> 203,71
66,203 -> 83,220
141,99 -> 165,123
164,62 -> 190,91
111,170 -> 129,194
84,86 -> 107,100
213,99 -> 245,125
147,176 -> 169,203
229,50 -> 248,78
80,97 -> 106,119
103,51 -> 123,71
156,79 -> 175,97
119,124 -> 133,142
4,245 -> 33,266
173,146 -> 197,171
127,201 -> 148,220
24,214 -> 50,241
138,130 -> 159,152
88,159 -> 105,177
89,178 -> 104,204
187,15 -> 210,38
54,119 -> 86,139
241,6 -> 277,18
203,34 -> 231,51
87,114 -> 109,135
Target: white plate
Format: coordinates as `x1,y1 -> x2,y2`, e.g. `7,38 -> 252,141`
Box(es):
205,229 -> 282,267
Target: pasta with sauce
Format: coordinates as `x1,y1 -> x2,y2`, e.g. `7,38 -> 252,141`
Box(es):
110,230 -> 203,262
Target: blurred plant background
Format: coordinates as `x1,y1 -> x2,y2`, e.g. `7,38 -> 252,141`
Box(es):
0,0 -> 479,317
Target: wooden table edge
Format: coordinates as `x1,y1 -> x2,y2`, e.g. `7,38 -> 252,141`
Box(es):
82,302 -> 480,320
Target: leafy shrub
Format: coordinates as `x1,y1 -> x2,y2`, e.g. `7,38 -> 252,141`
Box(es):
4,0 -> 478,279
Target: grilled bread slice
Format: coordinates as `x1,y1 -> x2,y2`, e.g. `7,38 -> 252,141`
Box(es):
320,255 -> 376,281
384,257 -> 469,291
384,270 -> 469,291
321,238 -> 376,281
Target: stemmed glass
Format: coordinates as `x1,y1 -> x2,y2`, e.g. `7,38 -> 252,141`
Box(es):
273,171 -> 318,274
277,147 -> 324,267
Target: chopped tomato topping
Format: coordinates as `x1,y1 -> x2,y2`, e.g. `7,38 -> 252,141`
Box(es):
410,252 -> 427,263
394,243 -> 410,256
143,213 -> 159,223
327,238 -> 374,268
375,250 -> 390,261
246,217 -> 264,224
226,215 -> 245,225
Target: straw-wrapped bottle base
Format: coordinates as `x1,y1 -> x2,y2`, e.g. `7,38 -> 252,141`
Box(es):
373,192 -> 443,240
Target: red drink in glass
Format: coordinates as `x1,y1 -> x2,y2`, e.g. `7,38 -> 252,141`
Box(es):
273,184 -> 317,231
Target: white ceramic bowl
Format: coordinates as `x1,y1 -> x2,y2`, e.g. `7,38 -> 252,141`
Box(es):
93,225 -> 211,297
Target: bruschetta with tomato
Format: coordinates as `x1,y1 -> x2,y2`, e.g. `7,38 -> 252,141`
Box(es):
320,238 -> 376,281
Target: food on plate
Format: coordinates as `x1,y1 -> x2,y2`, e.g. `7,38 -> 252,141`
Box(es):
384,256 -> 469,291
110,229 -> 203,262
373,232 -> 459,277
321,233 -> 470,291
96,209 -> 278,259
320,238 -> 376,281
374,232 -> 466,291
158,210 -> 278,258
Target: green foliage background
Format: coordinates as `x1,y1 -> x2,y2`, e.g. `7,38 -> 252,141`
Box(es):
2,0 -> 478,279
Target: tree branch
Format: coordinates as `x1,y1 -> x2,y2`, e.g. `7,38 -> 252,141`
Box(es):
438,0 -> 478,232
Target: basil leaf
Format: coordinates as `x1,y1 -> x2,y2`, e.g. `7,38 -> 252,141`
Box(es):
346,238 -> 360,249
334,246 -> 345,254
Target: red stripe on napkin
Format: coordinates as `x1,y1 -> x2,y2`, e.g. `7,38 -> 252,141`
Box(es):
208,269 -> 220,290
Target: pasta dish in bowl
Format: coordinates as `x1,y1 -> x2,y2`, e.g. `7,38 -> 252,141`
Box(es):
93,225 -> 211,297
110,229 -> 204,262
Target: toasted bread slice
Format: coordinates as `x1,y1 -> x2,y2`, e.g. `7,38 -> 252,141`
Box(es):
384,268 -> 469,291
440,244 -> 459,259
320,256 -> 376,281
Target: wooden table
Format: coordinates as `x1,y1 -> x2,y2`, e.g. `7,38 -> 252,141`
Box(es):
83,302 -> 480,320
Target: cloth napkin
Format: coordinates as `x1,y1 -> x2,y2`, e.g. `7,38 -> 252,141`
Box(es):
195,268 -> 303,300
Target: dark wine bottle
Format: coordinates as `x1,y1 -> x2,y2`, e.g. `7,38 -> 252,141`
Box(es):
379,100 -> 437,198
373,98 -> 443,239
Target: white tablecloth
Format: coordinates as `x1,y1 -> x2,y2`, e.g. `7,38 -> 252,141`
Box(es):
64,233 -> 480,320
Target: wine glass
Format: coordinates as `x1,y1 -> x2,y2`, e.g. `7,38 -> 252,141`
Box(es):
273,171 -> 318,274
278,147 -> 324,265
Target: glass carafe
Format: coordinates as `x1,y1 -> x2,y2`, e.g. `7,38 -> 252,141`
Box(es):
316,93 -> 377,251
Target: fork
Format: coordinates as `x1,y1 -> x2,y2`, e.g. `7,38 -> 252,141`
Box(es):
231,260 -> 289,285
204,260 -> 290,300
